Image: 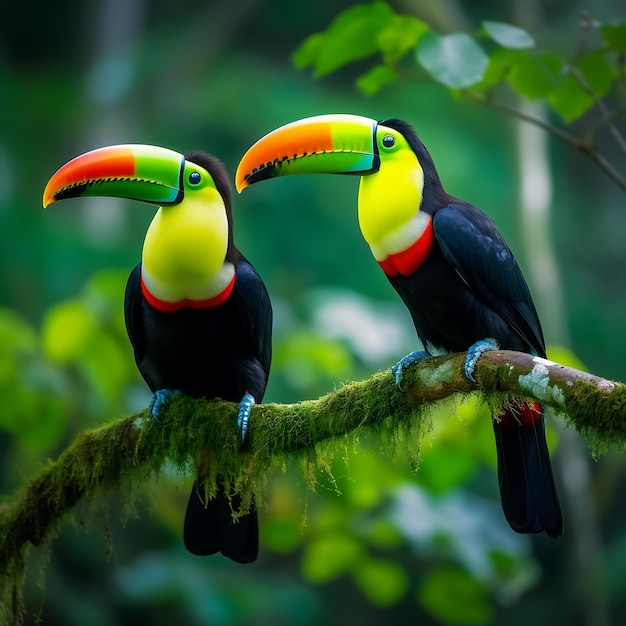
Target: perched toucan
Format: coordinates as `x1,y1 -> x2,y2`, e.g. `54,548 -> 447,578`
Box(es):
44,144 -> 273,561
236,114 -> 562,538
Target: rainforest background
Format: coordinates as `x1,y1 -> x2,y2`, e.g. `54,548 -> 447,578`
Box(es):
1,0 -> 625,624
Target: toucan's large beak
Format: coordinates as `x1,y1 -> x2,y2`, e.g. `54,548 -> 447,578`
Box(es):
235,114 -> 380,193
43,144 -> 186,208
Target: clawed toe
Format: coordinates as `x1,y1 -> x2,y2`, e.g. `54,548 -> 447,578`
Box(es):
464,338 -> 498,382
237,393 -> 255,441
392,350 -> 431,389
149,389 -> 181,421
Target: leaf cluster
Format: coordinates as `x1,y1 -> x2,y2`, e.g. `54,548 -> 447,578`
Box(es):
294,3 -> 625,124
293,3 -> 626,190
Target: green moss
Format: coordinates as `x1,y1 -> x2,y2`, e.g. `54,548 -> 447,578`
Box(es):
1,354 -> 623,624
0,551 -> 26,626
561,380 -> 626,454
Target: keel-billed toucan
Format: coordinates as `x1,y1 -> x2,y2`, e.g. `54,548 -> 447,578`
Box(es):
44,144 -> 273,561
236,114 -> 562,537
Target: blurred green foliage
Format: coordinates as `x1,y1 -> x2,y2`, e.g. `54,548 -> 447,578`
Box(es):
2,0 -> 626,625
295,2 -> 626,127
0,308 -> 66,454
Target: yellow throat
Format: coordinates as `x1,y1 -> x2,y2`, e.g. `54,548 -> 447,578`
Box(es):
141,188 -> 234,305
357,137 -> 425,262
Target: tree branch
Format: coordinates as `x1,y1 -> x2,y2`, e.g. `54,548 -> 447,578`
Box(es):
468,93 -> 626,193
1,350 -> 624,624
588,107 -> 626,145
568,64 -> 626,157
392,68 -> 626,193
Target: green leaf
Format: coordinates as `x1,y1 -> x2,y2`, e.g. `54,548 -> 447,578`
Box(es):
363,518 -> 404,550
340,439 -> 401,508
41,300 -> 99,364
293,33 -> 324,70
508,52 -> 561,100
547,50 -> 617,122
81,332 -> 133,403
416,32 -> 489,89
547,75 -> 589,122
352,558 -> 409,607
378,15 -> 429,64
418,566 -> 492,625
483,21 -> 535,49
0,385 -> 66,453
301,533 -> 364,583
292,2 -> 395,77
478,48 -> 522,89
0,308 -> 67,452
601,23 -> 626,54
274,331 -> 353,390
417,442 -> 477,493
262,518 -> 304,554
356,64 -> 398,96
0,308 -> 36,359
578,49 -> 617,99
40,292 -> 134,407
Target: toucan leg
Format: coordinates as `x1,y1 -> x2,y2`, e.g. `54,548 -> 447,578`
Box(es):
237,393 -> 255,441
391,350 -> 431,389
149,388 -> 181,421
464,338 -> 499,382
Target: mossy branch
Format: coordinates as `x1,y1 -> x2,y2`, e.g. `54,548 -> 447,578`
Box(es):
1,349 -> 625,624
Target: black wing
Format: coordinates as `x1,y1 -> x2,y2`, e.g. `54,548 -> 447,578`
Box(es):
232,255 -> 273,378
123,263 -> 149,374
433,204 -> 545,356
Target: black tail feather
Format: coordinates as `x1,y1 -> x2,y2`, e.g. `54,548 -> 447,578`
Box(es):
183,481 -> 259,563
493,402 -> 563,538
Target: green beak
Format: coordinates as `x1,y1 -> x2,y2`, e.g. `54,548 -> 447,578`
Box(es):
235,114 -> 380,192
43,144 -> 187,208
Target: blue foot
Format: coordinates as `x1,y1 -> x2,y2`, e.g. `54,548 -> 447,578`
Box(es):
149,389 -> 181,422
391,350 -> 431,389
237,393 -> 255,442
464,338 -> 499,382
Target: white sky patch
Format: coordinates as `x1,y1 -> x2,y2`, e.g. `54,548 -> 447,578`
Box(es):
310,289 -> 416,364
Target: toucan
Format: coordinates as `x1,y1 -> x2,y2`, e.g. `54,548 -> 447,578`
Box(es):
235,114 -> 562,538
44,144 -> 273,561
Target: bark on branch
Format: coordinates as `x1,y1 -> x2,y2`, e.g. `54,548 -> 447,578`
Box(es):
1,349 -> 624,624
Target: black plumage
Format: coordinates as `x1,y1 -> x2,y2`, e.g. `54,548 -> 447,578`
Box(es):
124,152 -> 272,561
382,119 -> 562,537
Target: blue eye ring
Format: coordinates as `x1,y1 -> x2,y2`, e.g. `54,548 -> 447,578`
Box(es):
382,135 -> 395,149
189,172 -> 201,185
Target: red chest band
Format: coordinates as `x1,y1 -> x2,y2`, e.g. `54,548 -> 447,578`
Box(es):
140,274 -> 236,313
378,217 -> 435,278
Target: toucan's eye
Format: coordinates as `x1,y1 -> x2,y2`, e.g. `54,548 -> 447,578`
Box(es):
382,135 -> 395,149
189,172 -> 201,185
